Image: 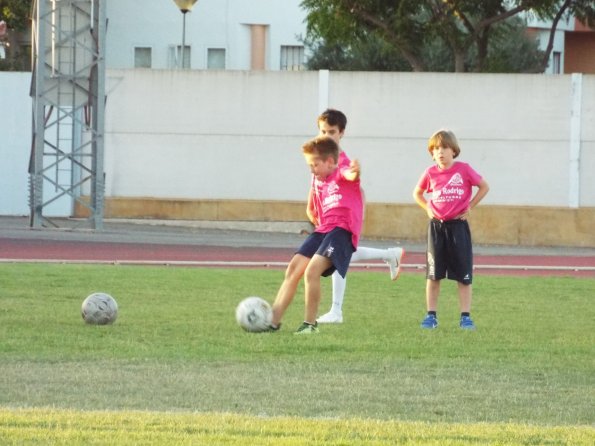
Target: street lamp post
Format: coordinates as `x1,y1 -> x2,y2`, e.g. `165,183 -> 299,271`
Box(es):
172,0 -> 198,68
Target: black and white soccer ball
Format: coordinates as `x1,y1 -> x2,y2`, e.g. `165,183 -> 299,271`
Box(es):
81,292 -> 118,325
235,296 -> 272,332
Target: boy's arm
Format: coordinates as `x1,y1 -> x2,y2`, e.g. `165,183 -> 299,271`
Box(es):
413,186 -> 434,219
458,179 -> 490,221
306,187 -> 318,226
342,159 -> 360,182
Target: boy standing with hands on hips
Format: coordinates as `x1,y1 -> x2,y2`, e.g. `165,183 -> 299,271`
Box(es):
413,129 -> 489,330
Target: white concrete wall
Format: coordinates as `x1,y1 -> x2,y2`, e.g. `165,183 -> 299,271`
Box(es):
104,69 -> 319,201
573,75 -> 594,208
327,72 -> 592,207
105,70 -> 595,208
0,73 -> 31,215
105,0 -> 306,70
2,70 -> 594,216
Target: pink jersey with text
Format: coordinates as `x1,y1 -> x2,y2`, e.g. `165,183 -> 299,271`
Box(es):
311,151 -> 363,248
416,161 -> 483,221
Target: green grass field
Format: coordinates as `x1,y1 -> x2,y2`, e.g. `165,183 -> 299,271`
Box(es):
0,263 -> 593,445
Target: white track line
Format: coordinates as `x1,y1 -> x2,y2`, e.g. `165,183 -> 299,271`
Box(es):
1,259 -> 594,272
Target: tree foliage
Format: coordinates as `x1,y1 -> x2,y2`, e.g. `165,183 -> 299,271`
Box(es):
301,0 -> 595,73
0,0 -> 32,31
305,32 -> 412,71
0,0 -> 33,71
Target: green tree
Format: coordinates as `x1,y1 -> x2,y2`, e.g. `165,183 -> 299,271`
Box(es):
473,17 -> 546,73
0,0 -> 33,71
301,0 -> 595,73
305,33 -> 411,71
306,15 -> 545,73
0,0 -> 32,31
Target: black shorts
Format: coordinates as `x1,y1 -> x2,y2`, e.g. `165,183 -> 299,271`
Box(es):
296,227 -> 355,278
426,219 -> 473,284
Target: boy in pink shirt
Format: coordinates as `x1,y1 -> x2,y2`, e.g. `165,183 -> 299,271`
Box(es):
314,109 -> 404,324
269,136 -> 363,334
413,129 -> 489,330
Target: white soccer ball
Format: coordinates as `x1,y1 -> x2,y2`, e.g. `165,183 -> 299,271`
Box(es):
81,292 -> 118,325
235,296 -> 272,332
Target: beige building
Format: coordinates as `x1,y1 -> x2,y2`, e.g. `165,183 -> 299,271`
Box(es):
527,16 -> 595,74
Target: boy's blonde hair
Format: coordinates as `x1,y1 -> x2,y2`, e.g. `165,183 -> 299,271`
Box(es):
427,129 -> 461,158
302,136 -> 339,163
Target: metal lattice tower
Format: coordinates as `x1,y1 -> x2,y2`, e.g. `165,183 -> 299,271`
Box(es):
29,0 -> 106,229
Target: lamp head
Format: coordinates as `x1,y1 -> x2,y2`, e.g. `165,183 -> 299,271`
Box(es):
173,0 -> 198,13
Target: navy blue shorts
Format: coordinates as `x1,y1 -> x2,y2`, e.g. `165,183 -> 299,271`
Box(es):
296,227 -> 355,278
426,219 -> 473,284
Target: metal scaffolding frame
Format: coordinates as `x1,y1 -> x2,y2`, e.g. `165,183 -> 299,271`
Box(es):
29,0 -> 106,229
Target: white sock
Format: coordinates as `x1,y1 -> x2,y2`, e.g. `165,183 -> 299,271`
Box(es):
351,246 -> 390,262
328,247 -> 391,315
330,271 -> 346,314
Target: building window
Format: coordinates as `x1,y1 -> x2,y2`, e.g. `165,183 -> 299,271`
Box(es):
552,51 -> 561,74
168,45 -> 191,69
134,47 -> 152,68
280,45 -> 305,71
207,48 -> 226,70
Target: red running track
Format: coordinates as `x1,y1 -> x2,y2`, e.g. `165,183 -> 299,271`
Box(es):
1,238 -> 594,278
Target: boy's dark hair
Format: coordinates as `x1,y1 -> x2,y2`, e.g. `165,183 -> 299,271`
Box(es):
302,136 -> 339,163
317,108 -> 347,131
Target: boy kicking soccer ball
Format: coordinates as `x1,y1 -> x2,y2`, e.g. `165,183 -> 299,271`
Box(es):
269,135 -> 363,334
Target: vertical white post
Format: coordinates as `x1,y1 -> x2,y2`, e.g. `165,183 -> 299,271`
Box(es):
568,73 -> 582,208
318,69 -> 329,113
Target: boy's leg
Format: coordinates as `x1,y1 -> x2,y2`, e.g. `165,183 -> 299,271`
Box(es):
303,254 -> 334,324
421,279 -> 440,329
458,283 -> 472,313
447,221 -> 475,329
351,246 -> 405,280
316,271 -> 345,323
425,279 -> 440,312
319,245 -> 405,323
421,220 -> 444,329
458,282 -> 476,329
271,254 -> 310,326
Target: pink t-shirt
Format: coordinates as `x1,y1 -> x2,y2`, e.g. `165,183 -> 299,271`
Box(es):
416,161 -> 483,221
311,151 -> 363,248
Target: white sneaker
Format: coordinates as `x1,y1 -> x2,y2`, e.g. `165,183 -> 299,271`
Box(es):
386,247 -> 405,281
317,311 -> 343,324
